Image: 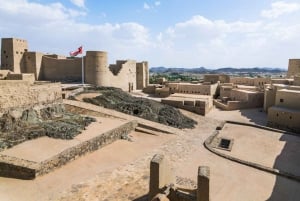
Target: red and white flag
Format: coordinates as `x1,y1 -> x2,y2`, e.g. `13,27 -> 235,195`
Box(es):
69,46 -> 83,57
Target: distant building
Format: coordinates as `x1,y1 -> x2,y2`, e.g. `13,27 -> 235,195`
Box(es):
287,59 -> 300,78
267,89 -> 300,133
203,74 -> 230,84
161,94 -> 213,115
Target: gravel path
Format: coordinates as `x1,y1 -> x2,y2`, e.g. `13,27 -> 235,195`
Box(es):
56,111 -> 220,201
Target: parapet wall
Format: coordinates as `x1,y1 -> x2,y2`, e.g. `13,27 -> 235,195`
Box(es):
0,120 -> 138,179
41,56 -> 82,81
0,81 -> 62,112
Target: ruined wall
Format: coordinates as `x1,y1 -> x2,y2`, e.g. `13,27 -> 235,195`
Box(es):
41,56 -> 82,81
0,81 -> 62,112
1,38 -> 28,73
107,60 -> 137,92
287,59 -> 300,78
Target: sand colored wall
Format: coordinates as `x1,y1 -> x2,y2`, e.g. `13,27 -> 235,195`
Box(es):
230,89 -> 264,107
6,73 -> 35,84
136,61 -> 149,89
267,106 -> 300,133
230,77 -> 254,86
264,88 -> 276,112
275,89 -> 300,110
108,60 -> 137,92
253,77 -> 271,87
287,59 -> 300,78
85,51 -> 108,86
1,38 -> 28,73
294,76 -> 300,86
23,52 -> 44,80
41,56 -> 82,81
167,83 -> 218,96
0,81 -> 62,112
204,74 -> 229,84
161,94 -> 212,115
220,85 -> 232,98
1,38 -> 149,93
0,70 -> 11,79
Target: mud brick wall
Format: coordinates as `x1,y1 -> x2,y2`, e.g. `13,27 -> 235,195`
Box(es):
0,120 -> 137,179
0,80 -> 62,113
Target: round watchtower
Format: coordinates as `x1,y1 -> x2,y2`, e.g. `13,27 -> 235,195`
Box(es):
85,51 -> 109,86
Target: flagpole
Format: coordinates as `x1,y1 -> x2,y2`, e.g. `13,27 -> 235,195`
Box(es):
81,54 -> 84,86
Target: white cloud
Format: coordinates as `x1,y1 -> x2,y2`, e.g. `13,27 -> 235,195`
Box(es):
155,1 -> 161,6
153,14 -> 300,67
143,2 -> 150,10
261,1 -> 300,19
0,0 -> 151,63
1,0 -> 300,68
70,0 -> 85,8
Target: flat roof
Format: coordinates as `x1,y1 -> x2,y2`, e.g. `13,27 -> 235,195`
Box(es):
278,89 -> 300,94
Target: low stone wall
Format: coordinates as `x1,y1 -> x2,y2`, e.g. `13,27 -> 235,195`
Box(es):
0,120 -> 137,179
203,121 -> 300,182
0,81 -> 62,113
213,99 -> 257,110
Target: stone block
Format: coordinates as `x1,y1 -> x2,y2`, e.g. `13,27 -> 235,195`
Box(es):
149,154 -> 173,200
197,166 -> 210,201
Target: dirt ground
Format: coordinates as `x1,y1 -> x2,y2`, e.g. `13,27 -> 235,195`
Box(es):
0,107 -> 299,201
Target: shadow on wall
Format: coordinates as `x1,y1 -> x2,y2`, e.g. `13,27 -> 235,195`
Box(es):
239,108 -> 267,126
266,134 -> 300,201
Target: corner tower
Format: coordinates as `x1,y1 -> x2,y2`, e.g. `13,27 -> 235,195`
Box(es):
1,38 -> 28,73
85,51 -> 109,86
287,59 -> 300,78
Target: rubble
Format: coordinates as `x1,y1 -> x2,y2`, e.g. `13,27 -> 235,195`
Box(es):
80,87 -> 197,129
0,104 -> 96,151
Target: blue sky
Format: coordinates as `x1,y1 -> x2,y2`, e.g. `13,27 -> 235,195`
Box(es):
1,0 -> 300,68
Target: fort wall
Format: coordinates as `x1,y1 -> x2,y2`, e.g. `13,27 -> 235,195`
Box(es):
275,89 -> 300,110
23,52 -> 44,80
41,56 -> 82,81
85,51 -> 108,86
287,59 -> 300,78
0,80 -> 62,112
136,61 -> 149,89
267,107 -> 300,134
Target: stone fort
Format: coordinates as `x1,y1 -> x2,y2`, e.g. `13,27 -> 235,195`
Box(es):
0,38 -> 149,92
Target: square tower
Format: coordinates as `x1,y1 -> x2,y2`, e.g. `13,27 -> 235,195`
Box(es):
1,38 -> 28,73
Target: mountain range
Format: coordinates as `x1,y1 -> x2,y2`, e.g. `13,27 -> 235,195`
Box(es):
150,67 -> 286,74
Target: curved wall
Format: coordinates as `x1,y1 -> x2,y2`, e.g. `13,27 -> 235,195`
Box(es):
85,51 -> 109,86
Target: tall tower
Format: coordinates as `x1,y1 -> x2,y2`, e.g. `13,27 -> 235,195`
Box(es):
287,59 -> 300,78
1,38 -> 28,73
85,51 -> 109,86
